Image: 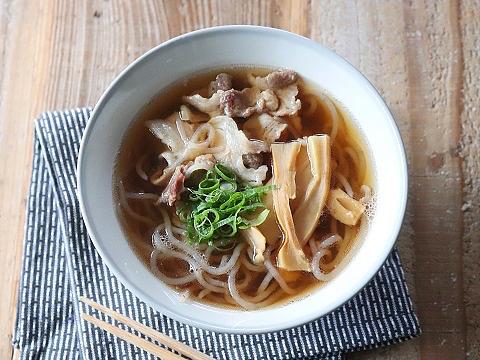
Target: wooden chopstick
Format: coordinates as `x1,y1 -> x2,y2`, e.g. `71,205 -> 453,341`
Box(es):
81,312 -> 183,360
80,296 -> 215,360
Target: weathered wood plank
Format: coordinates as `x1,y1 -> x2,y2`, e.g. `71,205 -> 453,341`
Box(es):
0,1 -> 57,358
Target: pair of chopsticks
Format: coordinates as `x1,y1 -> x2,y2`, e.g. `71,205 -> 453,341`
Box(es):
80,296 -> 214,360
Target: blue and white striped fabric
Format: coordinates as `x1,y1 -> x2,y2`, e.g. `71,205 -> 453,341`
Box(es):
13,109 -> 420,360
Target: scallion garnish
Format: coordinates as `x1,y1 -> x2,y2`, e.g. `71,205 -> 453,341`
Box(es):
177,164 -> 273,246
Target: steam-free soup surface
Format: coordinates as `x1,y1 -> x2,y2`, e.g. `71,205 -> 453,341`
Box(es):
115,67 -> 374,309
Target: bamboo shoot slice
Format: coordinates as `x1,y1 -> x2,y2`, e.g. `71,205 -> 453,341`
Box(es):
271,142 -> 311,272
293,135 -> 331,246
327,188 -> 365,226
240,227 -> 266,264
257,180 -> 282,244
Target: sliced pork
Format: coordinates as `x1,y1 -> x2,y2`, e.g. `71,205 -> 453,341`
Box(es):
159,165 -> 187,206
248,69 -> 298,90
208,73 -> 233,95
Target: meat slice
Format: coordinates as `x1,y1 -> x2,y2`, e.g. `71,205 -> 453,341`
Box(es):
245,70 -> 300,116
220,88 -> 280,118
178,105 -> 209,123
183,92 -> 223,116
208,116 -> 268,185
220,88 -> 257,117
256,89 -> 279,112
208,73 -> 233,95
271,84 -> 301,116
242,153 -> 264,169
159,165 -> 187,206
266,69 -> 297,89
243,113 -> 287,145
248,69 -> 298,90
187,154 -> 216,173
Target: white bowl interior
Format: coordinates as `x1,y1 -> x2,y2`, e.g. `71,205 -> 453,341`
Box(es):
78,26 -> 407,334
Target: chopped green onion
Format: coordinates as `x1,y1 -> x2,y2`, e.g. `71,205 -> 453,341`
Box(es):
237,209 -> 270,229
214,164 -> 237,182
177,164 -> 274,245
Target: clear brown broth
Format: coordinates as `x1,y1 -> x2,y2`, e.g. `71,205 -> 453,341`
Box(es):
114,67 -> 373,308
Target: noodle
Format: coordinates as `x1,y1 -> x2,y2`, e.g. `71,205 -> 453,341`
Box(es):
194,271 -> 224,293
237,267 -> 253,291
223,292 -> 238,306
338,225 -> 355,257
152,236 -> 196,268
228,262 -> 282,310
198,289 -> 211,299
126,192 -> 160,201
257,273 -> 273,294
135,154 -> 149,181
118,182 -> 155,226
203,273 -> 226,288
335,173 -> 354,198
227,263 -> 256,309
311,249 -> 337,282
171,215 -> 187,230
150,250 -> 196,285
345,146 -> 360,170
264,248 -> 295,295
242,282 -> 279,303
318,93 -> 339,142
155,222 -> 187,237
360,184 -> 372,204
219,255 -> 229,266
158,208 -> 245,276
241,254 -> 266,272
204,246 -> 214,260
319,234 -> 342,249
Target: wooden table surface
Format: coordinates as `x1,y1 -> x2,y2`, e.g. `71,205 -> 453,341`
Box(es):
0,1 -> 478,359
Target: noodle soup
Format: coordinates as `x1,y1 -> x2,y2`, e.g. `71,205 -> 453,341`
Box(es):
114,68 -> 373,309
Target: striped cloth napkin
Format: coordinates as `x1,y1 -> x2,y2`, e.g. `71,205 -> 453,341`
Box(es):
13,109 -> 420,360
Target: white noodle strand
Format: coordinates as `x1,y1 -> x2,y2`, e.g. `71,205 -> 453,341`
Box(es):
135,154 -> 149,181
312,249 -> 338,282
336,173 -> 354,198
237,268 -> 252,291
360,184 -> 372,204
345,146 -> 360,167
194,271 -> 224,293
243,282 -> 279,303
198,289 -> 211,299
241,255 -> 265,272
227,262 -> 258,310
126,192 -> 160,201
159,208 -> 245,275
257,273 -> 273,294
150,250 -> 196,285
118,182 -> 155,225
203,273 -> 226,288
319,93 -> 339,142
319,234 -> 342,249
264,248 -> 295,295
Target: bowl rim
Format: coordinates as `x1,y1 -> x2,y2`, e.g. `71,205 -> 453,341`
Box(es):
77,25 -> 408,334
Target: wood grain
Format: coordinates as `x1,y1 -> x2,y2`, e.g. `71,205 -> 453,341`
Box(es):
0,1 -> 478,359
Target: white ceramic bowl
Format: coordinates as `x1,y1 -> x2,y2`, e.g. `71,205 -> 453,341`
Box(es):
77,25 -> 407,334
